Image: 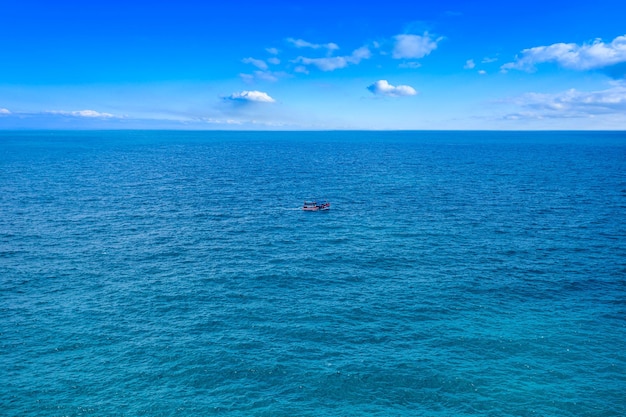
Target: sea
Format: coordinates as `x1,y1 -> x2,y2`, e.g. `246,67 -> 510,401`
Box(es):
1,130 -> 625,416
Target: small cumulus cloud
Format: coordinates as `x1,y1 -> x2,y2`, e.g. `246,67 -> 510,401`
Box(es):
501,34 -> 626,73
242,57 -> 268,70
287,38 -> 339,52
294,46 -> 371,72
464,59 -> 476,69
478,70 -> 487,75
392,32 -> 441,60
266,47 -> 279,55
0,108 -> 11,114
367,80 -> 417,97
226,90 -> 276,103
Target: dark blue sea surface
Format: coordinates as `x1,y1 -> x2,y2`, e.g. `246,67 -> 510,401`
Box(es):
1,130 -> 625,416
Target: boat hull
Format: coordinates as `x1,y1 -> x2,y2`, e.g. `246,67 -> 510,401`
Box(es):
303,201 -> 330,211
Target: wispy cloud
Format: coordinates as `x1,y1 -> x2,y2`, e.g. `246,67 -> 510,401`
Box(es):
201,117 -> 293,128
502,82 -> 626,119
266,47 -> 279,55
294,66 -> 309,74
294,46 -> 371,72
392,32 -> 441,59
367,80 -> 417,97
253,71 -> 281,82
240,69 -> 288,83
242,57 -> 268,70
501,34 -> 626,72
464,59 -> 476,69
46,109 -> 116,118
0,108 -> 11,114
202,118 -> 244,125
226,90 -> 276,103
286,38 -> 339,52
399,61 -> 421,69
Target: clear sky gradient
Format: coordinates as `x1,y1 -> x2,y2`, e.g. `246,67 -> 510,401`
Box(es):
1,0 -> 625,129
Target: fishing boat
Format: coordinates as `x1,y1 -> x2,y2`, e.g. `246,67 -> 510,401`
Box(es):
303,200 -> 330,211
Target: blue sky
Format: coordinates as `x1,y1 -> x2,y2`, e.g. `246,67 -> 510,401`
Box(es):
1,0 -> 625,129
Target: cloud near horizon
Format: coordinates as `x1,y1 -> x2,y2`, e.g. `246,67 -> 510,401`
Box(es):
0,108 -> 11,114
367,80 -> 417,97
226,90 -> 276,103
46,109 -> 116,118
503,82 -> 626,119
501,34 -> 626,72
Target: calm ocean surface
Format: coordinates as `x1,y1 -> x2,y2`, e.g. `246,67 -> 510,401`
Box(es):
1,130 -> 625,416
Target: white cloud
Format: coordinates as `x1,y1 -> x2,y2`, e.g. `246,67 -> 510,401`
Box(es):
399,61 -> 421,69
242,57 -> 268,70
202,118 -> 244,125
0,108 -> 10,114
240,70 -> 287,83
296,56 -> 347,71
47,109 -> 115,118
74,110 -> 114,117
267,57 -> 280,65
266,47 -> 279,55
254,71 -> 280,82
287,38 -> 339,52
503,82 -> 626,119
226,90 -> 276,103
392,33 -> 441,59
501,34 -> 626,72
294,46 -> 371,71
478,70 -> 487,75
294,66 -> 309,74
351,46 -> 371,61
367,80 -> 417,97
464,59 -> 475,69
201,117 -> 292,128
482,57 -> 498,64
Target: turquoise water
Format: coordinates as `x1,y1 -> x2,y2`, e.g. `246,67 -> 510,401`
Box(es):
1,130 -> 625,416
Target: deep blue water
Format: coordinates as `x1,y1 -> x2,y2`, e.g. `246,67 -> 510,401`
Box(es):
1,130 -> 625,416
